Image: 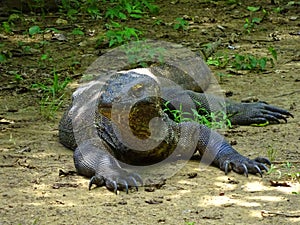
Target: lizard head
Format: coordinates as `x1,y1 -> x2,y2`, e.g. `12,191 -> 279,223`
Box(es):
98,68 -> 164,139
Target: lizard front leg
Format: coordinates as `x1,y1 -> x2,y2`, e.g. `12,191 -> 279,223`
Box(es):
74,141 -> 142,193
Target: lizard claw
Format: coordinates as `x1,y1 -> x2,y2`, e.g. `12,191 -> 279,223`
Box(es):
89,170 -> 143,194
221,155 -> 270,177
117,178 -> 129,194
224,160 -> 231,175
242,164 -> 248,177
128,172 -> 143,191
254,156 -> 271,166
254,165 -> 262,177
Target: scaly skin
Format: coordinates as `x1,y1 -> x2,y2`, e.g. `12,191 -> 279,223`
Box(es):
59,41 -> 293,193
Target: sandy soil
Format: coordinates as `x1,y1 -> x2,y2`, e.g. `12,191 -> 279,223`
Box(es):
0,0 -> 299,224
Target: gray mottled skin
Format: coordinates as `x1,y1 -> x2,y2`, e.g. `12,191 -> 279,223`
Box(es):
59,43 -> 293,193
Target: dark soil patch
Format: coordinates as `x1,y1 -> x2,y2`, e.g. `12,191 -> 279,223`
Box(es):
1,1 -> 299,224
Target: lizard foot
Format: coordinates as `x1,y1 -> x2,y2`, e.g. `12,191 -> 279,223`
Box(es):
229,102 -> 293,125
220,155 -> 271,177
89,170 -> 143,194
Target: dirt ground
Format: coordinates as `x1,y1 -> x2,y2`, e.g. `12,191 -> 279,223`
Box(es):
0,0 -> 300,224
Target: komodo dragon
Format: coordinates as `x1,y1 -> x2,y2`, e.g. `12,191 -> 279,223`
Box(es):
59,40 -> 293,193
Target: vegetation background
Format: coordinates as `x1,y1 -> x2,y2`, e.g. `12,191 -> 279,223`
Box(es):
0,0 -> 299,224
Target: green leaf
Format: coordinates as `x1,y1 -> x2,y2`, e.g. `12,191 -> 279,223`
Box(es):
173,23 -> 180,30
67,9 -> 78,19
0,53 -> 6,63
130,13 -> 143,19
8,13 -> 21,22
118,12 -> 127,20
206,58 -> 220,66
125,2 -> 132,13
40,54 -> 48,60
2,22 -> 11,33
252,17 -> 262,24
268,46 -> 278,61
46,28 -> 60,33
29,25 -> 41,36
250,56 -> 258,69
72,28 -> 84,35
258,58 -> 267,70
247,6 -> 260,12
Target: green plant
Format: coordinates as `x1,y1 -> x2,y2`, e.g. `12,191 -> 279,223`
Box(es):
267,147 -> 277,162
37,52 -> 53,68
121,40 -> 165,67
0,42 -> 8,63
281,166 -> 300,181
243,6 -> 268,33
96,0 -> 158,48
154,19 -> 163,26
206,53 -> 229,68
105,2 -> 145,20
72,27 -> 85,35
23,45 -> 32,53
99,21 -> 142,47
0,43 -> 11,63
2,21 -> 12,33
139,0 -> 159,14
105,7 -> 127,20
85,0 -> 101,19
173,17 -> 189,31
247,6 -> 261,12
266,164 -> 280,178
14,73 -> 23,82
104,0 -> 158,20
8,13 -> 22,23
28,25 -> 42,36
231,49 -> 277,71
0,53 -> 6,63
266,148 -> 300,181
1,13 -> 23,33
243,17 -> 262,33
59,0 -> 80,20
32,71 -> 70,119
225,0 -> 239,4
268,162 -> 300,182
185,222 -> 195,225
216,72 -> 232,83
163,101 -> 231,129
268,46 -> 277,66
273,7 -> 283,13
59,0 -> 100,20
59,0 -> 101,20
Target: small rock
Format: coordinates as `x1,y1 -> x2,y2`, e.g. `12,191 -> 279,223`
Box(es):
145,199 -> 163,204
241,96 -> 259,103
290,16 -> 298,21
118,199 -> 127,205
182,15 -> 192,20
187,172 -> 197,179
56,18 -> 68,25
217,25 -> 226,31
230,140 -> 237,145
52,33 -> 67,41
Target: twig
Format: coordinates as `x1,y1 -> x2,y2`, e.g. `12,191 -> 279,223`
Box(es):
261,210 -> 300,218
272,160 -> 300,164
0,164 -> 15,168
275,90 -> 300,98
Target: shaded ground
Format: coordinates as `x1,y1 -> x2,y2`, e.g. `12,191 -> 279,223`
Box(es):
0,0 -> 299,224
